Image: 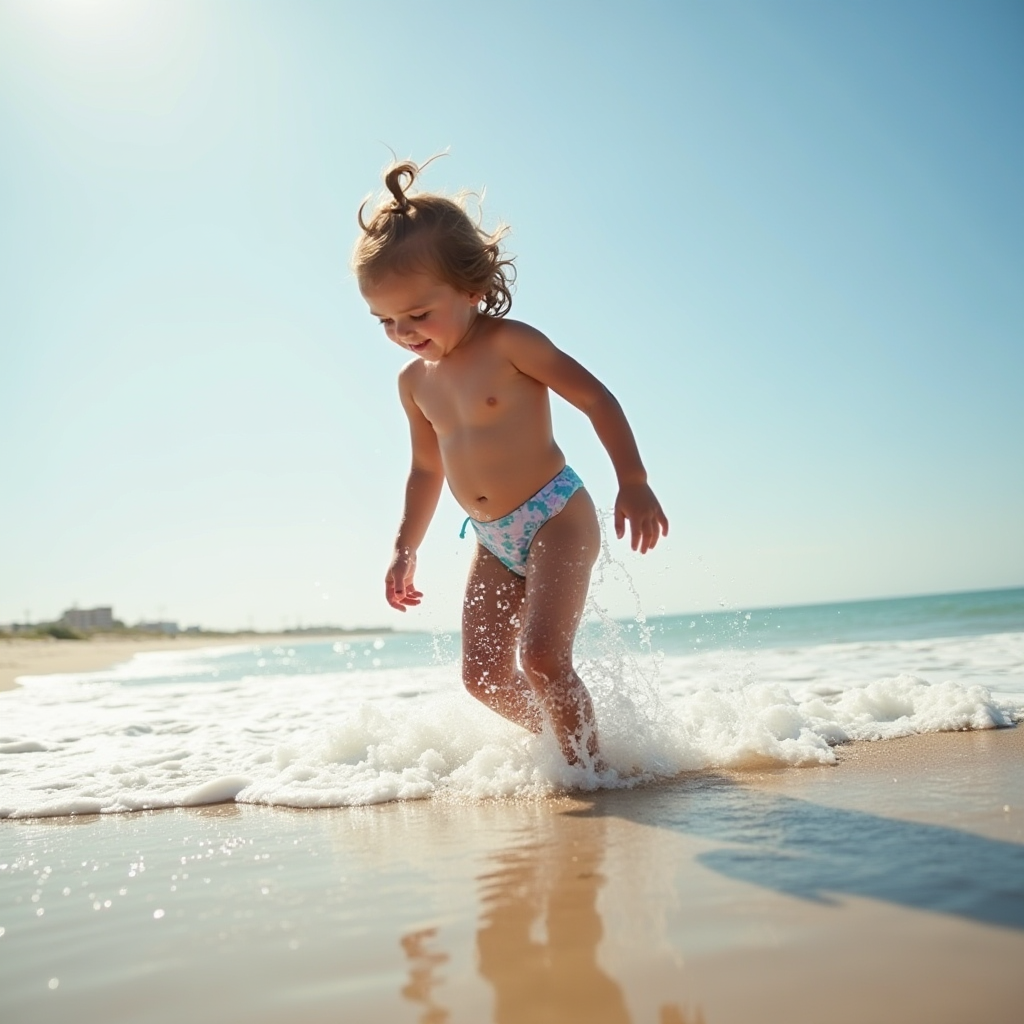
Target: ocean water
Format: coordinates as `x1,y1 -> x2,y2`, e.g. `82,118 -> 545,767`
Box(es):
1,588 -> 1021,818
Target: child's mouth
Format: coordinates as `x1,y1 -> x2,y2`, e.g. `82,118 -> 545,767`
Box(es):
409,339 -> 431,352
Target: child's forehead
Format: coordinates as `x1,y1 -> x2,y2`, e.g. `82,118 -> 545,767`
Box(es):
360,270 -> 452,312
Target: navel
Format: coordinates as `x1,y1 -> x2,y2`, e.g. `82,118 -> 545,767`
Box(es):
486,396 -> 497,406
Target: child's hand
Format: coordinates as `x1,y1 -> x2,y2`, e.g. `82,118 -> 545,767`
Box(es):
614,483 -> 669,554
386,548 -> 423,612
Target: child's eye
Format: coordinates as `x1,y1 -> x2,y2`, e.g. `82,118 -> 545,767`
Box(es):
411,312 -> 429,321
378,318 -> 393,326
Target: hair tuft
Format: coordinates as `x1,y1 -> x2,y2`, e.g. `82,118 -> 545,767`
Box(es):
352,157 -> 515,317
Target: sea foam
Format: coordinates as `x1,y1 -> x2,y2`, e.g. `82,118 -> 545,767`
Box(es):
0,631 -> 1020,818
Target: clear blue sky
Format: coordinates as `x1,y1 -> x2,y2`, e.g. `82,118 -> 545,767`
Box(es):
1,0 -> 1021,631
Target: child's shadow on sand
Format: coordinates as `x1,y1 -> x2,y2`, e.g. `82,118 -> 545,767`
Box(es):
582,773 -> 1024,931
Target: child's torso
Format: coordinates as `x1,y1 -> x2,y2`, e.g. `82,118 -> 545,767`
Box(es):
409,323 -> 566,521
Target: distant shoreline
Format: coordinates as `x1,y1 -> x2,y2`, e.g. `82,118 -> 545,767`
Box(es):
0,631 -> 388,693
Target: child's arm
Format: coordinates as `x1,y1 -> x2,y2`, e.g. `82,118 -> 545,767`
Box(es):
502,326 -> 669,553
387,369 -> 445,611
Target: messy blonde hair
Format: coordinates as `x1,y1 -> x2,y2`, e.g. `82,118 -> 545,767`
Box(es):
352,158 -> 515,317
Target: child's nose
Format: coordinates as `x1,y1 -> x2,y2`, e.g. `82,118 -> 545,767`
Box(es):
396,318 -> 417,339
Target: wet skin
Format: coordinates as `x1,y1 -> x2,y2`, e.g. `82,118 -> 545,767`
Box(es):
361,270 -> 668,763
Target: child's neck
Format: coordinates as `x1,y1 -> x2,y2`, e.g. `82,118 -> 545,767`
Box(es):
451,311 -> 483,353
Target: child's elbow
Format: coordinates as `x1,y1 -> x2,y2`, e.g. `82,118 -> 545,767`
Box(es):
409,459 -> 444,484
586,385 -> 621,419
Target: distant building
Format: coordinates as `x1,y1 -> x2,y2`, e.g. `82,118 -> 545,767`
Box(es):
61,607 -> 114,631
136,621 -> 179,635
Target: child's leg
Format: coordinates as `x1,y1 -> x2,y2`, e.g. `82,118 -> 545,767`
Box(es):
519,489 -> 601,764
462,545 -> 543,733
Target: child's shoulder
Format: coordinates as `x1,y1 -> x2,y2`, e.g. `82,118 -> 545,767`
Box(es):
397,356 -> 426,392
479,316 -> 553,352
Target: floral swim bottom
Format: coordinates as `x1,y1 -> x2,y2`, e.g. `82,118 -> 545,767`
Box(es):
461,466 -> 585,576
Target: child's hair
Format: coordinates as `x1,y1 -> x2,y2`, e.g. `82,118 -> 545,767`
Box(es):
353,159 -> 515,317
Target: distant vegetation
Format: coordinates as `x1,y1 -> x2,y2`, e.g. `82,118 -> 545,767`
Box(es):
0,623 -> 393,641
0,624 -> 185,641
43,625 -> 85,640
0,624 -> 86,640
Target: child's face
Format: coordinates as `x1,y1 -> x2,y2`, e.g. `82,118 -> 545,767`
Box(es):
360,270 -> 481,362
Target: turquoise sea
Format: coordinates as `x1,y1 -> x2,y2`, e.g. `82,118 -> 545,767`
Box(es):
79,585 -> 1023,685
625,585 -> 1024,653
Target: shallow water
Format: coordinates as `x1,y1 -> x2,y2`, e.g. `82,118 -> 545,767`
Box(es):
1,730 -> 1022,1024
1,589 -> 1021,817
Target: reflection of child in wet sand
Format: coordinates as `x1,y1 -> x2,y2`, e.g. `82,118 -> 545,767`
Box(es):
353,159 -> 667,767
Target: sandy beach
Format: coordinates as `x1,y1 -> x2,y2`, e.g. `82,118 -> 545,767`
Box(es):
1,637 -> 1021,1024
0,634 -> 359,693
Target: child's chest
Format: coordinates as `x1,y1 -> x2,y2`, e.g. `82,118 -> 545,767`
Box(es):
414,353 -> 543,433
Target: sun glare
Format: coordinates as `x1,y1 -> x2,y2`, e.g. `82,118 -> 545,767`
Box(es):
26,0 -> 145,31
11,0 -> 181,53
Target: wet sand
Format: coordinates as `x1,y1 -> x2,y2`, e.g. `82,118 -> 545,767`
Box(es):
0,635 -> 358,692
2,727 -> 1021,1024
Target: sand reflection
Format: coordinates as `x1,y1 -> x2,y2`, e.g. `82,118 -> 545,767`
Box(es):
393,799 -> 696,1023
401,926 -> 450,1024
474,810 -> 629,1023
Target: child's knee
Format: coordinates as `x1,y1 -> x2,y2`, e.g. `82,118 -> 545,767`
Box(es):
519,642 -> 569,687
462,660 -> 497,697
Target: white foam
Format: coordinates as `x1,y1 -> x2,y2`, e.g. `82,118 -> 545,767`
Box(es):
0,633 -> 1020,818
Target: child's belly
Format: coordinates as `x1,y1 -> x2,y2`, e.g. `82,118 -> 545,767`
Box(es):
441,431 -> 567,521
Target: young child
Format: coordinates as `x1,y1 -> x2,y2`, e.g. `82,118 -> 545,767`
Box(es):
353,160 -> 668,767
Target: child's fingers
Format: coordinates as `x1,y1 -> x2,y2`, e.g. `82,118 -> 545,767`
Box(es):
386,571 -> 420,611
639,518 -> 652,553
622,510 -> 643,551
638,512 -> 668,554
647,515 -> 664,552
618,497 -> 668,554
